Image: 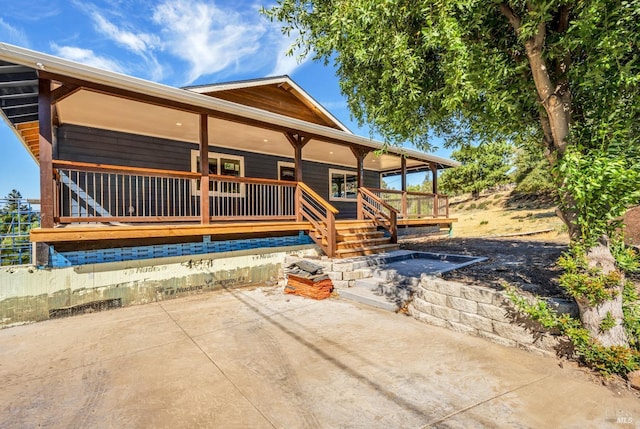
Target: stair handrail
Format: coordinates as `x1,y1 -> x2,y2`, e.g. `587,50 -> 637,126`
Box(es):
357,187 -> 398,243
296,182 -> 338,258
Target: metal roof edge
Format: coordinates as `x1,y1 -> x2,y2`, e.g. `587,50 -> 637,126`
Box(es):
0,42 -> 459,168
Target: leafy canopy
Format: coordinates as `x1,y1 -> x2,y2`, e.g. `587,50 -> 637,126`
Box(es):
439,141 -> 513,197
265,0 -> 638,152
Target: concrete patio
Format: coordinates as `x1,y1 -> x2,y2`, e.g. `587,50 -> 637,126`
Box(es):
1,286 -> 638,428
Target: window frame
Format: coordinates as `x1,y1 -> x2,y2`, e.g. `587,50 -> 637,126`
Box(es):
328,168 -> 358,202
190,150 -> 245,197
277,161 -> 296,182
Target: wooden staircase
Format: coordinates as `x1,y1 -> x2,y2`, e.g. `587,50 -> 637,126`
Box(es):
334,220 -> 399,258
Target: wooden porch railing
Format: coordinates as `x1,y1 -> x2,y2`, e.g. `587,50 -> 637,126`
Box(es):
53,160 -> 298,223
367,188 -> 449,219
296,182 -> 338,258
357,187 -> 398,243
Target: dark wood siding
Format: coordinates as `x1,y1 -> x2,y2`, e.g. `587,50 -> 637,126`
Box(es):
56,124 -> 380,220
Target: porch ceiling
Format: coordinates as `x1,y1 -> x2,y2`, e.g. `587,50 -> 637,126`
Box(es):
0,61 -> 39,161
56,89 -> 421,171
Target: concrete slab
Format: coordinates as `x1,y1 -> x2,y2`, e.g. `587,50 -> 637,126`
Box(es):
1,286 -> 638,429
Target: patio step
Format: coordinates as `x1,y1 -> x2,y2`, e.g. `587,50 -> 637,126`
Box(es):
338,286 -> 400,312
335,243 -> 400,258
339,274 -> 416,312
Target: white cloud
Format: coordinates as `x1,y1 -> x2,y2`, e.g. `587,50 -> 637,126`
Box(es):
51,44 -> 126,74
269,29 -> 308,77
152,0 -> 268,84
85,9 -> 165,80
92,13 -> 159,55
0,18 -> 29,47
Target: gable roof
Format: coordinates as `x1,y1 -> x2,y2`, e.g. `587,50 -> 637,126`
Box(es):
185,76 -> 352,133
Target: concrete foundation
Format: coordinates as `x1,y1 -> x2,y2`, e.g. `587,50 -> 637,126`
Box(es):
0,245 -> 320,328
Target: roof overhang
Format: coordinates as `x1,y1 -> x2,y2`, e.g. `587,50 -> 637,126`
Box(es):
185,75 -> 353,134
0,42 -> 460,171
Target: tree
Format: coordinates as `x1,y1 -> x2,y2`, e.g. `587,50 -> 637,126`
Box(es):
512,144 -> 555,195
265,0 -> 640,362
439,141 -> 513,198
1,190 -> 38,265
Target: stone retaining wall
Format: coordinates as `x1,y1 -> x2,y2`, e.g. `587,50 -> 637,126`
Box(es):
409,276 -> 577,356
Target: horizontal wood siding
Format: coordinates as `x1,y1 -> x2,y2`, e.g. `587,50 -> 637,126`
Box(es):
56,125 -> 381,220
57,124 -> 191,171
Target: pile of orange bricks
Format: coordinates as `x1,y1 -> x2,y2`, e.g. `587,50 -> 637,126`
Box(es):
285,274 -> 333,300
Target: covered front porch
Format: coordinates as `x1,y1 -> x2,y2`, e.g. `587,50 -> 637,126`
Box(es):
0,43 -> 458,264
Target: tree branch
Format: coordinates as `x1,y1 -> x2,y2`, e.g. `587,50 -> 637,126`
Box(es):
499,3 -> 521,31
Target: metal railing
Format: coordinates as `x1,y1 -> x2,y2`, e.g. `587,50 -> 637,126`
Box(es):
367,188 -> 449,219
0,198 -> 39,266
296,182 -> 338,257
53,161 -> 299,223
357,188 -> 398,243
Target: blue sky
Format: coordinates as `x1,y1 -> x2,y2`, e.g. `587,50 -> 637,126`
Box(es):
0,0 -> 448,198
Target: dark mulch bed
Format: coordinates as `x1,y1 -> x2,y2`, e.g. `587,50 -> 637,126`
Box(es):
401,237 -> 568,298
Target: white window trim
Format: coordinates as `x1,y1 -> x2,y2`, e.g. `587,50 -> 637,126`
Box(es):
277,161 -> 296,181
190,150 -> 245,197
329,168 -> 358,202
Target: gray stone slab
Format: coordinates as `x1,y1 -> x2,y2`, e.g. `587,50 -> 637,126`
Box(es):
338,287 -> 400,312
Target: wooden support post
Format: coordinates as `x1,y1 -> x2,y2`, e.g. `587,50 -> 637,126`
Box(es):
390,210 -> 398,244
401,156 -> 408,218
431,163 -> 439,217
350,147 -> 370,188
39,79 -> 54,228
326,212 -> 336,258
199,114 -> 210,224
285,132 -> 310,182
37,78 -> 53,266
295,185 -> 302,222
431,163 -> 438,194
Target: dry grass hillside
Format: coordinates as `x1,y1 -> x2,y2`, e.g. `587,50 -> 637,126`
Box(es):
447,190 -> 568,243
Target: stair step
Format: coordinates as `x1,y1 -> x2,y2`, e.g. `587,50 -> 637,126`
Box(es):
353,277 -> 385,290
335,221 -> 376,232
335,243 -> 400,258
336,237 -> 391,250
338,286 -> 400,312
336,231 -> 385,242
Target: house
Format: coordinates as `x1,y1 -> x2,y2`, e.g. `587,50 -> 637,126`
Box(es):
0,43 -> 459,267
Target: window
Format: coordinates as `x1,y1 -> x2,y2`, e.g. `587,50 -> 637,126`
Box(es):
191,150 -> 244,196
329,169 -> 358,201
278,161 -> 296,182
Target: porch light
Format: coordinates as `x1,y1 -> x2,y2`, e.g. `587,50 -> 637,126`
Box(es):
175,122 -> 182,126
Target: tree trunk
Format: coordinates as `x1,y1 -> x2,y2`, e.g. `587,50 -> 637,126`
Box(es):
576,239 -> 629,347
499,3 -> 630,348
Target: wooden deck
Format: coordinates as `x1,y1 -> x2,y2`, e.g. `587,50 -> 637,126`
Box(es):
398,218 -> 457,227
30,221 -> 312,243
30,217 -> 456,244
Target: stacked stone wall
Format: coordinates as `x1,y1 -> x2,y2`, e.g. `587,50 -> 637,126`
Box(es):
409,277 -> 577,356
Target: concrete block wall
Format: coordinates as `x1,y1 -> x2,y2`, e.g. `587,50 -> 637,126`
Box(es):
284,255 -> 375,290
408,277 -> 575,356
